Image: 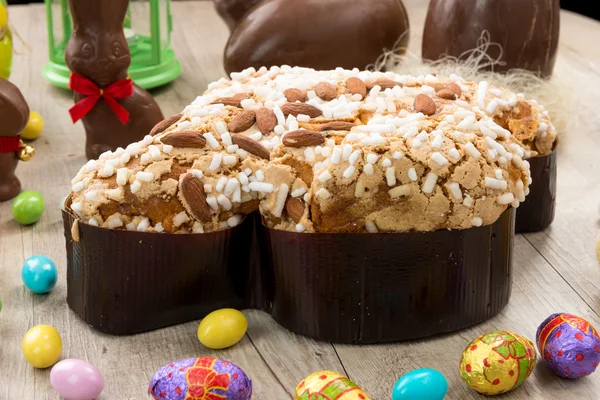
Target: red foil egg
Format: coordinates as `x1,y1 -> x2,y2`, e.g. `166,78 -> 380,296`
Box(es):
422,0 -> 560,77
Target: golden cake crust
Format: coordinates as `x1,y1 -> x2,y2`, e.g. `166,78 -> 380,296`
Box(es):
68,66 -> 556,233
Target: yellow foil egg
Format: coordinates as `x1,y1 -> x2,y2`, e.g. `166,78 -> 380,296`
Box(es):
21,111 -> 44,141
22,325 -> 63,368
459,330 -> 536,395
295,370 -> 371,399
197,308 -> 247,349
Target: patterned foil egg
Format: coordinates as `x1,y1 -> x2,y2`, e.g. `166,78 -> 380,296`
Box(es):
295,370 -> 371,400
459,330 -> 536,395
536,313 -> 600,378
148,357 -> 252,400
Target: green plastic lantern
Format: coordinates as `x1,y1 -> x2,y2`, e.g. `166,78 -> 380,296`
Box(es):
44,0 -> 181,89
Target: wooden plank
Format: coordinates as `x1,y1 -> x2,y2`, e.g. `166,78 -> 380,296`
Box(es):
521,9 -> 600,318
1,6 -> 47,400
245,310 -> 346,395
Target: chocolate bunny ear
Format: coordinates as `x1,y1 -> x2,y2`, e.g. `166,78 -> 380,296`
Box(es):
98,0 -> 129,31
69,0 -> 128,32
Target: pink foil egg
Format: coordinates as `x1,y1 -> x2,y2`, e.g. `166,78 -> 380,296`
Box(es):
50,359 -> 104,400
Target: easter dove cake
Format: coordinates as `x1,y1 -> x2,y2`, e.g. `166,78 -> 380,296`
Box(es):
63,66 -> 556,340
67,66 -> 556,234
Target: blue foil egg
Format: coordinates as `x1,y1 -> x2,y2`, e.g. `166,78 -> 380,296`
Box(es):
392,368 -> 448,400
22,255 -> 58,294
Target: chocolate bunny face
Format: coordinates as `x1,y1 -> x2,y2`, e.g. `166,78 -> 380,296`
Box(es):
66,0 -> 131,87
0,78 -> 30,137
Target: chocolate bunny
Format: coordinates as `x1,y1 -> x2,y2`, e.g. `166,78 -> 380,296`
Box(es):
66,0 -> 164,160
0,78 -> 31,201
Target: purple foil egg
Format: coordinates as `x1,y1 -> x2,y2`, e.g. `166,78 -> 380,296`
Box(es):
148,357 -> 252,399
536,313 -> 600,378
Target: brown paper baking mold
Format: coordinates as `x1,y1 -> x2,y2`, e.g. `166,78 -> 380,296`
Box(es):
62,208 -> 257,335
260,208 -> 515,344
63,206 -> 514,343
516,148 -> 557,233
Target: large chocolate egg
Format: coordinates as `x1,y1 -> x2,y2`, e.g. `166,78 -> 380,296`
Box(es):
295,370 -> 371,399
149,357 -> 252,400
422,0 -> 559,77
213,0 -> 263,32
459,330 -> 536,395
536,313 -> 600,378
224,0 -> 409,75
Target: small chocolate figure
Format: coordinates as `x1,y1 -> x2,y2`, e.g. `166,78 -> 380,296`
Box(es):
0,78 -> 33,201
66,0 -> 164,160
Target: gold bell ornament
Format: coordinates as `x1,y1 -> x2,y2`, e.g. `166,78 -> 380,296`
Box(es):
18,139 -> 34,161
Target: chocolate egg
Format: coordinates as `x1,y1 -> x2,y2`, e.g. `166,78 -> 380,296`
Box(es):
148,357 -> 252,400
422,0 -> 560,78
536,313 -> 600,378
295,370 -> 371,399
459,330 -> 536,395
224,0 -> 409,75
213,0 -> 263,32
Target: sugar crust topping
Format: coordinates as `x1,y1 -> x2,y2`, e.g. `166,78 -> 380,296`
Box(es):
68,66 -> 556,233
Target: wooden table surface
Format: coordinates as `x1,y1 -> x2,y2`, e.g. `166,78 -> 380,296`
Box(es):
2,1 -> 600,399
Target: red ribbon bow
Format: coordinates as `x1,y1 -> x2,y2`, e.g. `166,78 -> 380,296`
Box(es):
68,73 -> 133,125
0,136 -> 21,153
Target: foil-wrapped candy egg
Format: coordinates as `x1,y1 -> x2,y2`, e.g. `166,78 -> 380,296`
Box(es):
295,370 -> 371,399
459,330 -> 536,395
536,313 -> 600,378
148,357 -> 252,400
